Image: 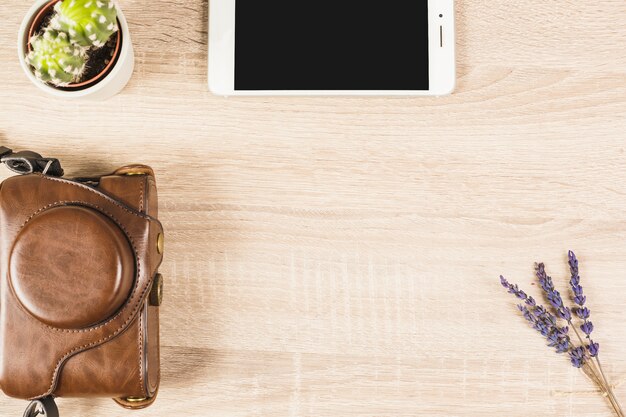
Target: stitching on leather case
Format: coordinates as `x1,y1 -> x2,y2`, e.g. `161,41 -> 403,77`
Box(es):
139,177 -> 145,213
137,179 -> 147,397
138,307 -> 146,397
149,312 -> 161,394
16,201 -> 142,334
38,175 -> 155,220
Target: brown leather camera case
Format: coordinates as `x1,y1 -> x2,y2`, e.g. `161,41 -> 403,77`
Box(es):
0,166 -> 163,409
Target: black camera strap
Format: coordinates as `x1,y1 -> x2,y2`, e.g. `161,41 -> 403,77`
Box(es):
22,397 -> 59,417
0,146 -> 64,177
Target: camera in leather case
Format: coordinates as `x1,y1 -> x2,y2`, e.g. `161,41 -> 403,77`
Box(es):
0,147 -> 164,417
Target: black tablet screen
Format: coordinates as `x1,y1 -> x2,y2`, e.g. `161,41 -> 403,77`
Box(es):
235,0 -> 430,90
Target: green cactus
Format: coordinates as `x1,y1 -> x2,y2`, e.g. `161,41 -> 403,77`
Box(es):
51,0 -> 118,48
26,29 -> 87,86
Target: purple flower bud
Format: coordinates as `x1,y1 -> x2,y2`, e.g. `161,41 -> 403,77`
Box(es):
500,275 -> 509,288
568,251 -> 589,310
570,346 -> 585,358
518,305 -> 534,322
536,263 -> 554,293
547,333 -> 560,347
581,321 -> 594,336
569,346 -> 586,368
568,250 -> 579,273
556,337 -> 570,353
535,323 -> 550,337
545,288 -> 572,321
535,306 -> 557,327
570,358 -> 584,368
548,291 -> 564,308
571,284 -> 583,295
574,294 -> 587,306
576,307 -> 590,319
544,327 -> 571,354
588,341 -> 600,357
556,327 -> 571,353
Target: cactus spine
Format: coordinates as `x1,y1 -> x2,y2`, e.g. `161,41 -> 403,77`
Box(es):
26,29 -> 87,86
51,0 -> 118,48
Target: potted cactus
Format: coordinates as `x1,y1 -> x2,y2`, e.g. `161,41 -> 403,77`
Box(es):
17,0 -> 134,100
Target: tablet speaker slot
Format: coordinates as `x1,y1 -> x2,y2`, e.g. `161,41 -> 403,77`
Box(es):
439,26 -> 443,47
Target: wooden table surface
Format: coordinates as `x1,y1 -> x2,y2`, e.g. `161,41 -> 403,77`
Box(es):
1,1 -> 626,416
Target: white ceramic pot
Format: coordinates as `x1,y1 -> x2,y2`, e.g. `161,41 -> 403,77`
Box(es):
17,0 -> 134,100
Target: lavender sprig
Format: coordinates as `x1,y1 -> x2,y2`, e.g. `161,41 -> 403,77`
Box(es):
569,251 -> 587,306
499,253 -> 624,417
535,263 -> 572,321
569,250 -> 599,357
568,251 -> 617,415
500,276 -> 571,355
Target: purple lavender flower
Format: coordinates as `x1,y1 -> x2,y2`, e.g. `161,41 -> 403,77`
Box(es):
546,328 -> 570,351
498,253 -> 626,417
568,251 -> 599,358
569,346 -> 586,368
532,305 -> 558,338
500,276 -> 527,300
572,287 -> 586,306
518,304 -> 534,321
501,276 -> 571,355
568,250 -> 580,282
569,251 -> 587,307
536,263 -> 553,293
576,307 -> 590,319
581,321 -> 594,335
551,326 -> 570,353
535,263 -> 572,321
500,255 -> 601,370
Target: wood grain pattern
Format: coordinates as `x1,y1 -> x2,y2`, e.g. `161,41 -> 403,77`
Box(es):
1,1 -> 626,416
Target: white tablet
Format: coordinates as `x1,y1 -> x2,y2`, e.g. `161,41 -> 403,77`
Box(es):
209,0 -> 455,96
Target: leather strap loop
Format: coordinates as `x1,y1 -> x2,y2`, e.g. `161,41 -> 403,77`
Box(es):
0,147 -> 64,177
23,397 -> 59,417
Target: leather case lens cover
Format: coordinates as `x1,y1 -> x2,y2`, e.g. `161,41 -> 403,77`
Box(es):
0,165 -> 163,410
